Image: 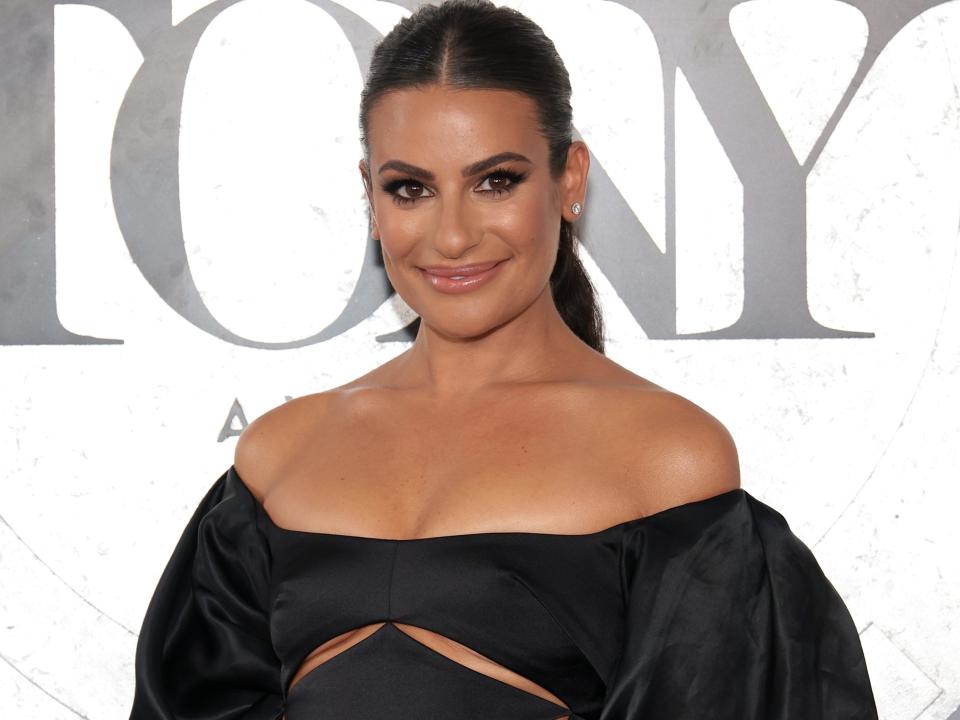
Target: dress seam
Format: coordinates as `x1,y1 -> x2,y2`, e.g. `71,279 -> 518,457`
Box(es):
509,570 -> 601,712
387,539 -> 400,618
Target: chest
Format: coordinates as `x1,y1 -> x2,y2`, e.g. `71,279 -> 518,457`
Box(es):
266,393 -> 645,538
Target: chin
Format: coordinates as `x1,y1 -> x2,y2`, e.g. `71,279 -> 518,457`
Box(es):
417,309 -> 511,341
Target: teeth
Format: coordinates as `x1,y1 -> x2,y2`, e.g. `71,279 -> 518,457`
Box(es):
450,275 -> 466,280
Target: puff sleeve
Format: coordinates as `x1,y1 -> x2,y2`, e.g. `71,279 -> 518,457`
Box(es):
599,489 -> 879,719
129,467 -> 284,720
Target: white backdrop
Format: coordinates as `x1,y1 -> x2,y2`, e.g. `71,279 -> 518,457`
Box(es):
1,0 -> 958,717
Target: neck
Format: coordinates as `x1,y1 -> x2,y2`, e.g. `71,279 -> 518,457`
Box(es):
395,286 -> 583,400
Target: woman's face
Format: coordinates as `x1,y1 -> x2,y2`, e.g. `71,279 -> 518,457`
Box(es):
359,85 -> 588,340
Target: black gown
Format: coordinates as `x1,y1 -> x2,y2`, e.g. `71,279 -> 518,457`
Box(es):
128,464 -> 879,719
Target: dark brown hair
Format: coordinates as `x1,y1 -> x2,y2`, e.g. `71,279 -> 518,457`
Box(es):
359,0 -> 605,353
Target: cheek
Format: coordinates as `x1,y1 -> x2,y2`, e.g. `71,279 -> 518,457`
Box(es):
376,209 -> 421,258
492,193 -> 558,256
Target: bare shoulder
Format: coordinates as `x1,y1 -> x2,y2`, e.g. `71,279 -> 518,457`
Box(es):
610,385 -> 742,518
233,390 -> 338,503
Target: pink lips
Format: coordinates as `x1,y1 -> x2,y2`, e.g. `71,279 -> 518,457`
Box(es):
419,261 -> 502,277
418,259 -> 508,294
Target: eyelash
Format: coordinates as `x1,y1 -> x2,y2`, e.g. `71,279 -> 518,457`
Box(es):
380,168 -> 528,206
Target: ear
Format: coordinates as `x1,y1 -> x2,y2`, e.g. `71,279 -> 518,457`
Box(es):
560,141 -> 590,223
358,158 -> 380,240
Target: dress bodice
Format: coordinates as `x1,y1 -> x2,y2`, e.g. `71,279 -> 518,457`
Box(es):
128,465 -> 879,720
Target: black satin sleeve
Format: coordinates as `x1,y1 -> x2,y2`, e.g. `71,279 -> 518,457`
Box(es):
128,467 -> 284,720
599,489 -> 879,719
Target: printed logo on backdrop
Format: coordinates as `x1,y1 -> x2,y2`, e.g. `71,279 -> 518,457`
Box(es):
0,0 -> 952,347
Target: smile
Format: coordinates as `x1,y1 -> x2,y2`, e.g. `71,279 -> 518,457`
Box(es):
418,260 -> 508,294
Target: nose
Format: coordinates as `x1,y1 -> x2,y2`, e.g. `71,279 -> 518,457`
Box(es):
431,193 -> 480,259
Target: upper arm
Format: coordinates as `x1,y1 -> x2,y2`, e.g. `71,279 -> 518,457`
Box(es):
631,391 -> 742,517
233,410 -> 283,504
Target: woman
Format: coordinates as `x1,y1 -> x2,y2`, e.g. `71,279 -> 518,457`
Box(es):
128,1 -> 878,718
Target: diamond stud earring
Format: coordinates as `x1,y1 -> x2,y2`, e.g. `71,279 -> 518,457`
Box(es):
571,201 -> 583,216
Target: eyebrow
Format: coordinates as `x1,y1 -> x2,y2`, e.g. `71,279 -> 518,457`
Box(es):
377,151 -> 532,180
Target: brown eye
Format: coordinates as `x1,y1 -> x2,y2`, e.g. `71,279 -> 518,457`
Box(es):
381,177 -> 436,206
398,182 -> 426,199
476,169 -> 527,197
477,175 -> 510,193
